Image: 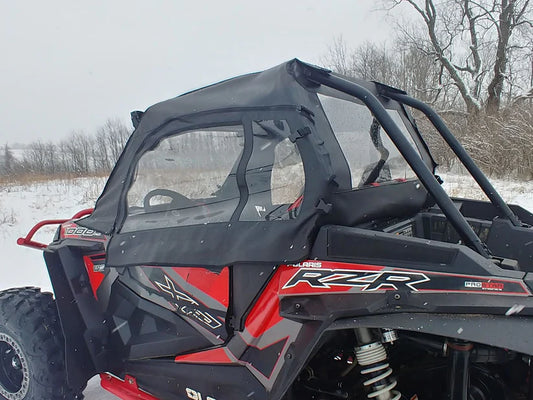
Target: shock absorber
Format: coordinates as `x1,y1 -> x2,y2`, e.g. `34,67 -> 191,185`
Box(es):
354,328 -> 401,400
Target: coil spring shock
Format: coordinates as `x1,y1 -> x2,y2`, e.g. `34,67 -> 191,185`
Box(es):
355,341 -> 401,400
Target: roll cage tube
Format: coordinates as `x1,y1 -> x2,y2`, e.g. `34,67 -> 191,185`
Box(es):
382,91 -> 523,228
305,69 -> 491,258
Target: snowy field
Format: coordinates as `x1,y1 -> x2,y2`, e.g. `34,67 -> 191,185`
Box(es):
0,177 -> 118,398
0,174 -> 531,398
0,173 -> 531,291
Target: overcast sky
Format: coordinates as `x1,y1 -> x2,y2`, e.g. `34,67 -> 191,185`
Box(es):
1,1 -> 392,144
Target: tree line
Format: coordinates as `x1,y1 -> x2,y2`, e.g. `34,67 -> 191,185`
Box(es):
1,118 -> 131,178
323,0 -> 532,180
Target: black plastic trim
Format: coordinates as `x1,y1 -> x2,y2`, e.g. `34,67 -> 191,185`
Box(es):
44,239 -> 109,389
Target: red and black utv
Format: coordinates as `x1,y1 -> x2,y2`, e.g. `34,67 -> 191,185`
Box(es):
2,59 -> 532,400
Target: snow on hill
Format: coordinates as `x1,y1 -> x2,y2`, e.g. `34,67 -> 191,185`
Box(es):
1,176 -> 107,291
440,172 -> 532,209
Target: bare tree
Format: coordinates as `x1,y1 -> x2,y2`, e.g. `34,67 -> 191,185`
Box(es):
94,129 -> 111,172
93,118 -> 130,173
321,15 -> 532,178
23,141 -> 61,174
9,117 -> 131,180
61,132 -> 93,175
322,37 -> 443,104
388,0 -> 532,114
321,36 -> 354,76
485,0 -> 533,112
2,144 -> 15,174
23,141 -> 48,173
103,118 -> 130,165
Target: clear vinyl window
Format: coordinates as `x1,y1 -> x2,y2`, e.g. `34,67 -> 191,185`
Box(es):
123,125 -> 244,231
240,120 -> 305,221
318,94 -> 419,189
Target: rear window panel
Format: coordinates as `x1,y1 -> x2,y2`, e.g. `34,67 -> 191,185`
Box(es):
318,93 -> 419,189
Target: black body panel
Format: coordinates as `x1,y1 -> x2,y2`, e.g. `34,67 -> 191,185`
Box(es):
452,197 -> 533,225
310,225 -> 524,278
43,240 -> 109,390
126,360 -> 266,400
422,201 -> 533,270
112,265 -> 230,343
486,219 -> 533,270
231,264 -> 277,330
104,280 -> 212,362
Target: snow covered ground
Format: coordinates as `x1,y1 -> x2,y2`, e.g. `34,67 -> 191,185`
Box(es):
440,172 -> 533,209
0,176 -> 107,291
0,174 -> 531,398
0,177 -> 118,398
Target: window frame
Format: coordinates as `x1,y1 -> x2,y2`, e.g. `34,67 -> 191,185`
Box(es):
122,124 -> 246,232
117,110 -> 310,234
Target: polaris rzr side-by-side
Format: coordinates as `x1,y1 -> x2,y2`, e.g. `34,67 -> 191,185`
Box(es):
2,59 -> 532,400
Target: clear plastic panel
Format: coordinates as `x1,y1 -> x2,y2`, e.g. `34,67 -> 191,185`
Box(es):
240,120 -> 304,221
124,126 -> 244,231
318,94 -> 418,188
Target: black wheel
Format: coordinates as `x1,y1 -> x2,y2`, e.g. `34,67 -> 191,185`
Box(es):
0,287 -> 84,400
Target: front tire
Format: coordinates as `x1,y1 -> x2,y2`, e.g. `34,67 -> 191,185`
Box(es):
0,287 -> 84,400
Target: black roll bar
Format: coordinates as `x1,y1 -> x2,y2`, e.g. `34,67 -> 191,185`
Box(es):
303,68 -> 491,258
384,91 -> 522,228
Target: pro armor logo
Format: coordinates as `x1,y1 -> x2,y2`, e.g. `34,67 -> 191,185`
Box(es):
283,268 -> 430,292
465,281 -> 504,291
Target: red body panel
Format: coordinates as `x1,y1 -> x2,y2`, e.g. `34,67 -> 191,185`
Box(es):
83,256 -> 106,299
245,268 -> 284,338
170,259 -> 530,383
172,267 -> 230,308
175,347 -> 234,364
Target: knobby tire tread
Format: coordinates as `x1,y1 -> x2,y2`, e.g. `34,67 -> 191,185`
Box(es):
0,287 -> 85,400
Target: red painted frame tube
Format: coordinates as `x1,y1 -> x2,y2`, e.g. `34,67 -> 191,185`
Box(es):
17,208 -> 93,250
